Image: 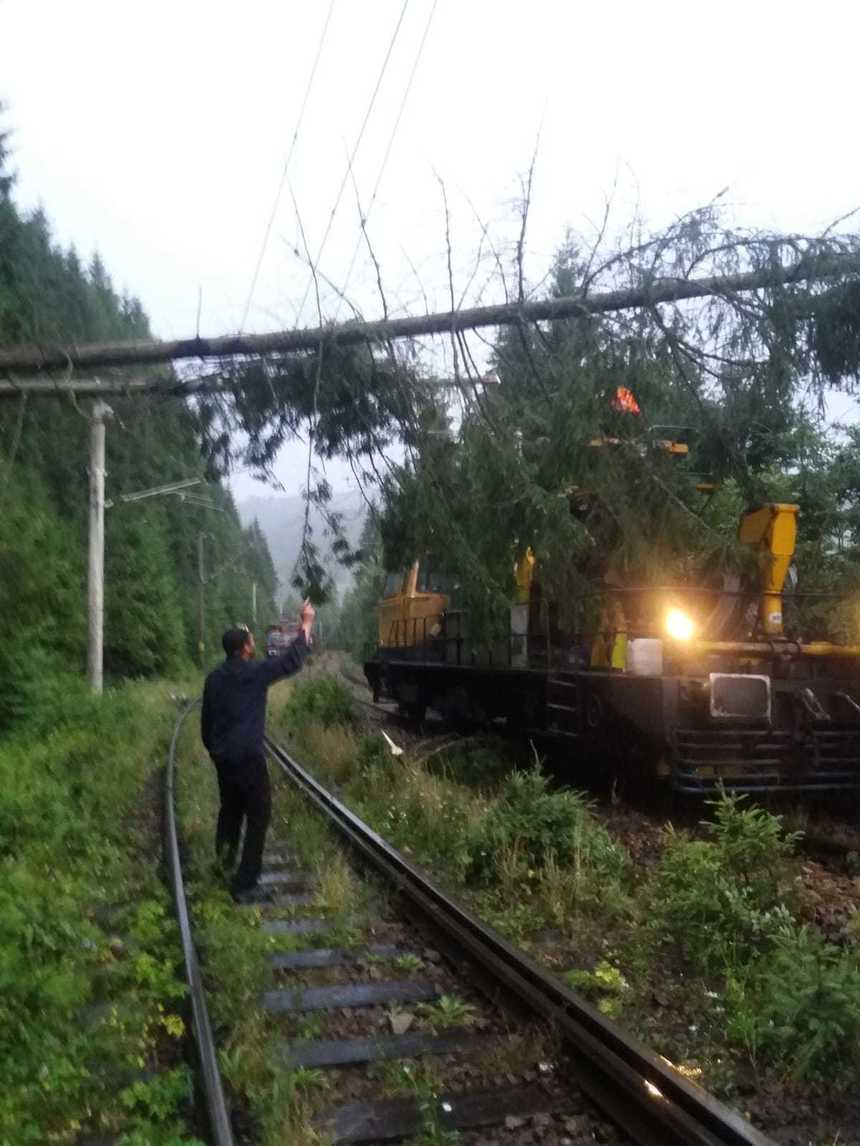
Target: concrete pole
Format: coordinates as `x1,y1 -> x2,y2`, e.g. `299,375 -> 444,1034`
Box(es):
251,581 -> 257,625
88,401 -> 113,693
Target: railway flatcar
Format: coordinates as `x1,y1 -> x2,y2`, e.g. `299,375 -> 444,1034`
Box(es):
364,504 -> 860,793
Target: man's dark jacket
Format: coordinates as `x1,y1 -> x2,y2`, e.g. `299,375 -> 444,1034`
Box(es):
201,631 -> 307,762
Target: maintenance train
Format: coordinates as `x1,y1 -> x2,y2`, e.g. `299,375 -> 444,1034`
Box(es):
266,615 -> 301,656
364,502 -> 860,794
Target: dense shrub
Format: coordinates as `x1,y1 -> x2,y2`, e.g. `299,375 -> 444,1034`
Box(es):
647,793 -> 800,973
466,767 -> 628,885
709,790 -> 801,892
726,923 -> 860,1079
283,673 -> 356,731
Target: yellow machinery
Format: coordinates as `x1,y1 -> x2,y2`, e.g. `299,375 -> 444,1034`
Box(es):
513,547 -> 535,605
738,503 -> 798,638
515,503 -> 811,663
377,561 -> 450,649
688,503 -> 860,658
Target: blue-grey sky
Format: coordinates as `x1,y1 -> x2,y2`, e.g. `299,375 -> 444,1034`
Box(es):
2,0 -> 859,496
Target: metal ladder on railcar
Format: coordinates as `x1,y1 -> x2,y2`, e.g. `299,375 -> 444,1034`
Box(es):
545,674 -> 581,738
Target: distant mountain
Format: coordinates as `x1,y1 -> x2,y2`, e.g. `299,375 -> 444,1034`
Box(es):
237,489 -> 366,599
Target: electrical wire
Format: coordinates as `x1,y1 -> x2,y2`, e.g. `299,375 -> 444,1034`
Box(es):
293,0 -> 411,328
333,0 -> 437,320
238,0 -> 336,334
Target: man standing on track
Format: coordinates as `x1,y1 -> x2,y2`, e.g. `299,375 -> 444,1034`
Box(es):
201,599 -> 315,901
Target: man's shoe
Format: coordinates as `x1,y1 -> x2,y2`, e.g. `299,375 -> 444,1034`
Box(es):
231,883 -> 271,905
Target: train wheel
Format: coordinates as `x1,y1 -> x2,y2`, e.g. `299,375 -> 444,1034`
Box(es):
442,686 -> 482,729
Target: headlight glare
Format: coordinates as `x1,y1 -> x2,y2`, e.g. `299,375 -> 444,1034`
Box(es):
666,608 -> 695,642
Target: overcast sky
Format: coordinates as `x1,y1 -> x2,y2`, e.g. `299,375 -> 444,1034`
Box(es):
3,0 -> 859,498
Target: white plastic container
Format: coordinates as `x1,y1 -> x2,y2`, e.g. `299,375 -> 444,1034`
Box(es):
627,638 -> 663,676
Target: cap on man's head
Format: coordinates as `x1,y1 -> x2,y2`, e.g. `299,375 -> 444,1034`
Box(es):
222,625 -> 251,657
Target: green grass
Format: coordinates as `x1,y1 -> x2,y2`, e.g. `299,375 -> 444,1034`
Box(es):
417,995 -> 479,1032
0,678 -> 203,1146
565,960 -> 630,1018
366,1060 -> 459,1146
392,953 -> 425,975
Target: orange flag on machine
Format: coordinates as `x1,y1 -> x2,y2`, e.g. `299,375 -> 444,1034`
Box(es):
612,386 -> 641,414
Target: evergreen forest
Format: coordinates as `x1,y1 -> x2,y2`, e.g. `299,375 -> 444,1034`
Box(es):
0,122 -> 278,731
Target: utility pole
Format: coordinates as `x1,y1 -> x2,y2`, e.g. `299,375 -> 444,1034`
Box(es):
88,401 -> 113,693
251,581 -> 257,625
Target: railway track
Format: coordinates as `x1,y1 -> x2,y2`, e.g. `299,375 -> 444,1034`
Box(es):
165,702 -> 775,1146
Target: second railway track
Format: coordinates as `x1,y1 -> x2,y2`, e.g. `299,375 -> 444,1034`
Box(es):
166,703 -> 776,1146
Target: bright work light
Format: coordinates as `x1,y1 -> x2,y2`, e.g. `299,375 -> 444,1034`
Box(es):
666,608 -> 695,641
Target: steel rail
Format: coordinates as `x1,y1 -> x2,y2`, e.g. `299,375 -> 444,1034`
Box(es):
265,733 -> 775,1146
166,700 -> 237,1146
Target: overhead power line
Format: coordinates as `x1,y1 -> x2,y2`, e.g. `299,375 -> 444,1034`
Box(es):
334,0 -> 438,318
238,0 -> 336,334
293,0 -> 411,327
2,253 -> 858,389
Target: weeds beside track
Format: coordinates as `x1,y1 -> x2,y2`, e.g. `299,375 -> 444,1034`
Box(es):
0,681 -> 202,1146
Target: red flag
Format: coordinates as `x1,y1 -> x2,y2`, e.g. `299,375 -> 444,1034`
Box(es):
612,386 -> 641,415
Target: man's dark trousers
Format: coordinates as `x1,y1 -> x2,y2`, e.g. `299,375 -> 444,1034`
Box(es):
214,753 -> 271,893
